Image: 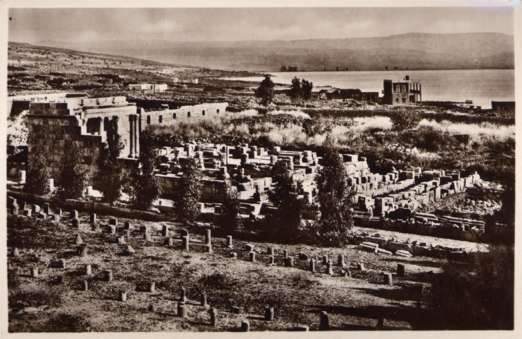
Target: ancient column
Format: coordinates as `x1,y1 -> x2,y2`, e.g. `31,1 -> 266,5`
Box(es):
226,235 -> 233,249
105,270 -> 113,282
205,229 -> 212,245
178,302 -> 187,318
209,307 -> 218,327
264,306 -> 275,321
128,115 -> 134,158
180,287 -> 187,302
162,224 -> 169,237
322,255 -> 329,265
240,320 -> 250,332
309,258 -> 316,273
78,244 -> 88,257
383,272 -> 393,286
397,264 -> 405,277
90,213 -> 97,225
182,235 -> 190,252
201,291 -> 208,307
337,254 -> 345,267
319,311 -> 329,330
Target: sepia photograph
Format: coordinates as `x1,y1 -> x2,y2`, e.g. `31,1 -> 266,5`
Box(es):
2,0 -> 518,335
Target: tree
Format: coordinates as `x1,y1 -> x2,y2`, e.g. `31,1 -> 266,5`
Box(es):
267,172 -> 304,243
391,110 -> 421,131
302,79 -> 313,100
426,244 -> 514,330
218,188 -> 243,234
132,131 -> 160,209
270,159 -> 289,184
289,77 -> 303,102
255,75 -> 275,106
98,117 -> 124,205
315,141 -> 354,246
175,159 -> 202,223
58,142 -> 86,199
485,170 -> 514,245
25,149 -> 50,196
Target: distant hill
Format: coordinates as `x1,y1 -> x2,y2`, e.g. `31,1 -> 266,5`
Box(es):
34,32 -> 513,71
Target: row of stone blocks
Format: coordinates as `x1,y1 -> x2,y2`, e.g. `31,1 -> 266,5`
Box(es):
19,263 -> 383,331
10,198 -> 401,285
236,244 -> 401,285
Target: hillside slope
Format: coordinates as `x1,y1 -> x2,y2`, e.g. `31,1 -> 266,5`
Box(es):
34,32 -> 514,71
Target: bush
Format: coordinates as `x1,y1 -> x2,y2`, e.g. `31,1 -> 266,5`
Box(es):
390,110 -> 421,131
198,272 -> 236,290
9,287 -> 63,309
428,246 -> 514,329
25,152 -> 50,195
43,313 -> 92,332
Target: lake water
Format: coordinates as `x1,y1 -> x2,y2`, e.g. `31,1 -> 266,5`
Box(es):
224,69 -> 514,109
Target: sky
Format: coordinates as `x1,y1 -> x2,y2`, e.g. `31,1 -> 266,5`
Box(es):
9,7 -> 514,43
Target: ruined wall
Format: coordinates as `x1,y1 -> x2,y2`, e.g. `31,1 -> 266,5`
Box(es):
141,102 -> 229,128
26,114 -> 102,186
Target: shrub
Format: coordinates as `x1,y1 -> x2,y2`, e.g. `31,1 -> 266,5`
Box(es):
428,246 -> 514,330
9,287 -> 63,309
25,151 -> 50,195
43,313 -> 92,332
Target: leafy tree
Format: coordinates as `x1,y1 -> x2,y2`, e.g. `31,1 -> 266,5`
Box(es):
315,141 -> 353,246
269,171 -> 294,207
25,148 -> 50,195
485,170 -> 514,245
58,142 -> 86,199
218,188 -> 243,234
132,131 -> 160,209
302,79 -> 313,100
175,159 -> 202,223
391,110 -> 421,131
425,246 -> 514,330
289,77 -> 303,101
255,75 -> 275,106
98,117 -> 123,205
270,159 -> 289,183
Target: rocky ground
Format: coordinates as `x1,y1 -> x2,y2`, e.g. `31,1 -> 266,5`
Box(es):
7,207 -> 466,332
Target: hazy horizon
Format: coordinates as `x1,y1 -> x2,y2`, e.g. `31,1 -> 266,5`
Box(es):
9,7 -> 513,45
9,31 -> 515,45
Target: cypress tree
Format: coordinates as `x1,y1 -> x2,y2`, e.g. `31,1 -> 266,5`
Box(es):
267,173 -> 304,243
132,131 -> 160,209
315,141 -> 353,246
59,142 -> 86,199
98,117 -> 123,205
218,187 -> 242,234
25,149 -> 50,195
175,159 -> 201,223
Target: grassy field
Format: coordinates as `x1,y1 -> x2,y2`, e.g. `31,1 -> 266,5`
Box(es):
7,209 -> 457,332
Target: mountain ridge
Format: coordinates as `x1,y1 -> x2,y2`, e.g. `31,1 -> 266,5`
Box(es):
15,32 -> 515,71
